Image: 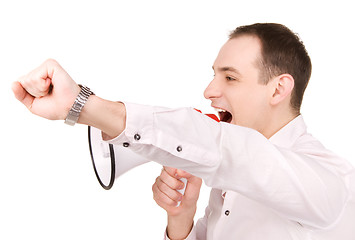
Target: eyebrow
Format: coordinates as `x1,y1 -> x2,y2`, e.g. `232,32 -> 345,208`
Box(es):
212,66 -> 242,77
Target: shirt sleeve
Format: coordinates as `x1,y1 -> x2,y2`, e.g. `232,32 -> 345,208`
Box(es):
106,102 -> 352,230
164,225 -> 198,240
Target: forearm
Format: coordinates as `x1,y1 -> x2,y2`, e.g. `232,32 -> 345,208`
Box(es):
78,95 -> 126,140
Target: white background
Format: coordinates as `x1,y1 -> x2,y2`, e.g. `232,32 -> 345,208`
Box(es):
1,0 -> 354,239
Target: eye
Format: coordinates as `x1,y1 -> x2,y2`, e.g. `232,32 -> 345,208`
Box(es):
226,76 -> 236,81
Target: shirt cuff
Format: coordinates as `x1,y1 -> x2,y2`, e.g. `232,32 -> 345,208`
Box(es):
104,101 -> 158,145
164,224 -> 196,240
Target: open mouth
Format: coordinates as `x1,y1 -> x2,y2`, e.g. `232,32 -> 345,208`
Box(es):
216,109 -> 233,123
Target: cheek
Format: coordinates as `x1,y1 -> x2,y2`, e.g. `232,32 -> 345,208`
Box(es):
230,88 -> 268,119
230,89 -> 262,108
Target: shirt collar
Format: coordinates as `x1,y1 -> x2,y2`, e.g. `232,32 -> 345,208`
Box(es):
269,115 -> 307,149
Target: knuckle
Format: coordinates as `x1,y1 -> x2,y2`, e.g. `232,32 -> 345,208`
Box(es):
153,182 -> 161,193
160,171 -> 170,182
167,200 -> 177,207
38,86 -> 47,94
172,180 -> 182,189
156,182 -> 165,194
171,192 -> 182,202
161,168 -> 168,176
156,177 -> 163,187
44,58 -> 58,65
165,167 -> 177,176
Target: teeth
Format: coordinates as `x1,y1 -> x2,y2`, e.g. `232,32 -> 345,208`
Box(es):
214,108 -> 227,113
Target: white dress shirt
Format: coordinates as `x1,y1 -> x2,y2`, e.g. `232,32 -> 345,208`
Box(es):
105,102 -> 355,240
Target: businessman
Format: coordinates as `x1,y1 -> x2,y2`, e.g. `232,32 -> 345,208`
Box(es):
12,23 -> 354,239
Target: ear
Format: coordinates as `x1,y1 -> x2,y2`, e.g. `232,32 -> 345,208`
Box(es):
270,74 -> 295,106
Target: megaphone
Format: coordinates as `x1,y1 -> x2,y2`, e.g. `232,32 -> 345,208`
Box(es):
88,110 -> 219,205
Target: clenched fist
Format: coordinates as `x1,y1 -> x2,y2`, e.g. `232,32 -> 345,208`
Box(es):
12,59 -> 80,120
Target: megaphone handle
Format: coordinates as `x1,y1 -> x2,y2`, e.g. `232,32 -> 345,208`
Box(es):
176,177 -> 187,207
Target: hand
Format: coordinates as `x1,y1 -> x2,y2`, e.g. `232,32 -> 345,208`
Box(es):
153,166 -> 202,216
12,59 -> 80,120
153,166 -> 202,239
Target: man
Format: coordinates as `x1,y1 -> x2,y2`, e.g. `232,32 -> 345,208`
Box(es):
151,23 -> 355,240
12,23 -> 354,239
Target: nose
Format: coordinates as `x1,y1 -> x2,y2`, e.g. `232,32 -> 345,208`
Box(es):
204,78 -> 222,100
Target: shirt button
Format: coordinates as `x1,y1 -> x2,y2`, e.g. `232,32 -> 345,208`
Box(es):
176,146 -> 182,152
123,142 -> 130,147
225,210 -> 230,216
134,134 -> 141,141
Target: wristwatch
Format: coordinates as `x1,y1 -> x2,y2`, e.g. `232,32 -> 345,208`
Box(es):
64,84 -> 94,126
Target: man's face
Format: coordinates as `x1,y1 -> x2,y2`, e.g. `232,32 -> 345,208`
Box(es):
204,35 -> 271,132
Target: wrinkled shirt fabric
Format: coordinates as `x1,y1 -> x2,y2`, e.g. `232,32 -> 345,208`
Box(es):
104,103 -> 355,240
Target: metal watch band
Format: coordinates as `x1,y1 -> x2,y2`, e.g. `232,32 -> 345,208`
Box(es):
64,84 -> 94,126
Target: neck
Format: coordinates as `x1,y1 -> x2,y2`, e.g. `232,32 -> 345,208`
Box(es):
261,110 -> 298,139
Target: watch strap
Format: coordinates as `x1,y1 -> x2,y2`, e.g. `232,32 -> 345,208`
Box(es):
64,84 -> 94,126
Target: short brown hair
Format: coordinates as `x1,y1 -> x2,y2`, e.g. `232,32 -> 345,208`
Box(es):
229,23 -> 312,114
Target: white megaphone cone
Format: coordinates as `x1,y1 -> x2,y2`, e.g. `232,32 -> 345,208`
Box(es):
88,126 -> 187,205
88,126 -> 150,190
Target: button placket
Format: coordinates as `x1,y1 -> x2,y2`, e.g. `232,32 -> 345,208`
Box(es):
221,191 -> 235,218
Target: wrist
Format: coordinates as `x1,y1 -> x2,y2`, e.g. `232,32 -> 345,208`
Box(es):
167,220 -> 194,240
167,207 -> 196,240
78,95 -> 126,139
64,84 -> 93,125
